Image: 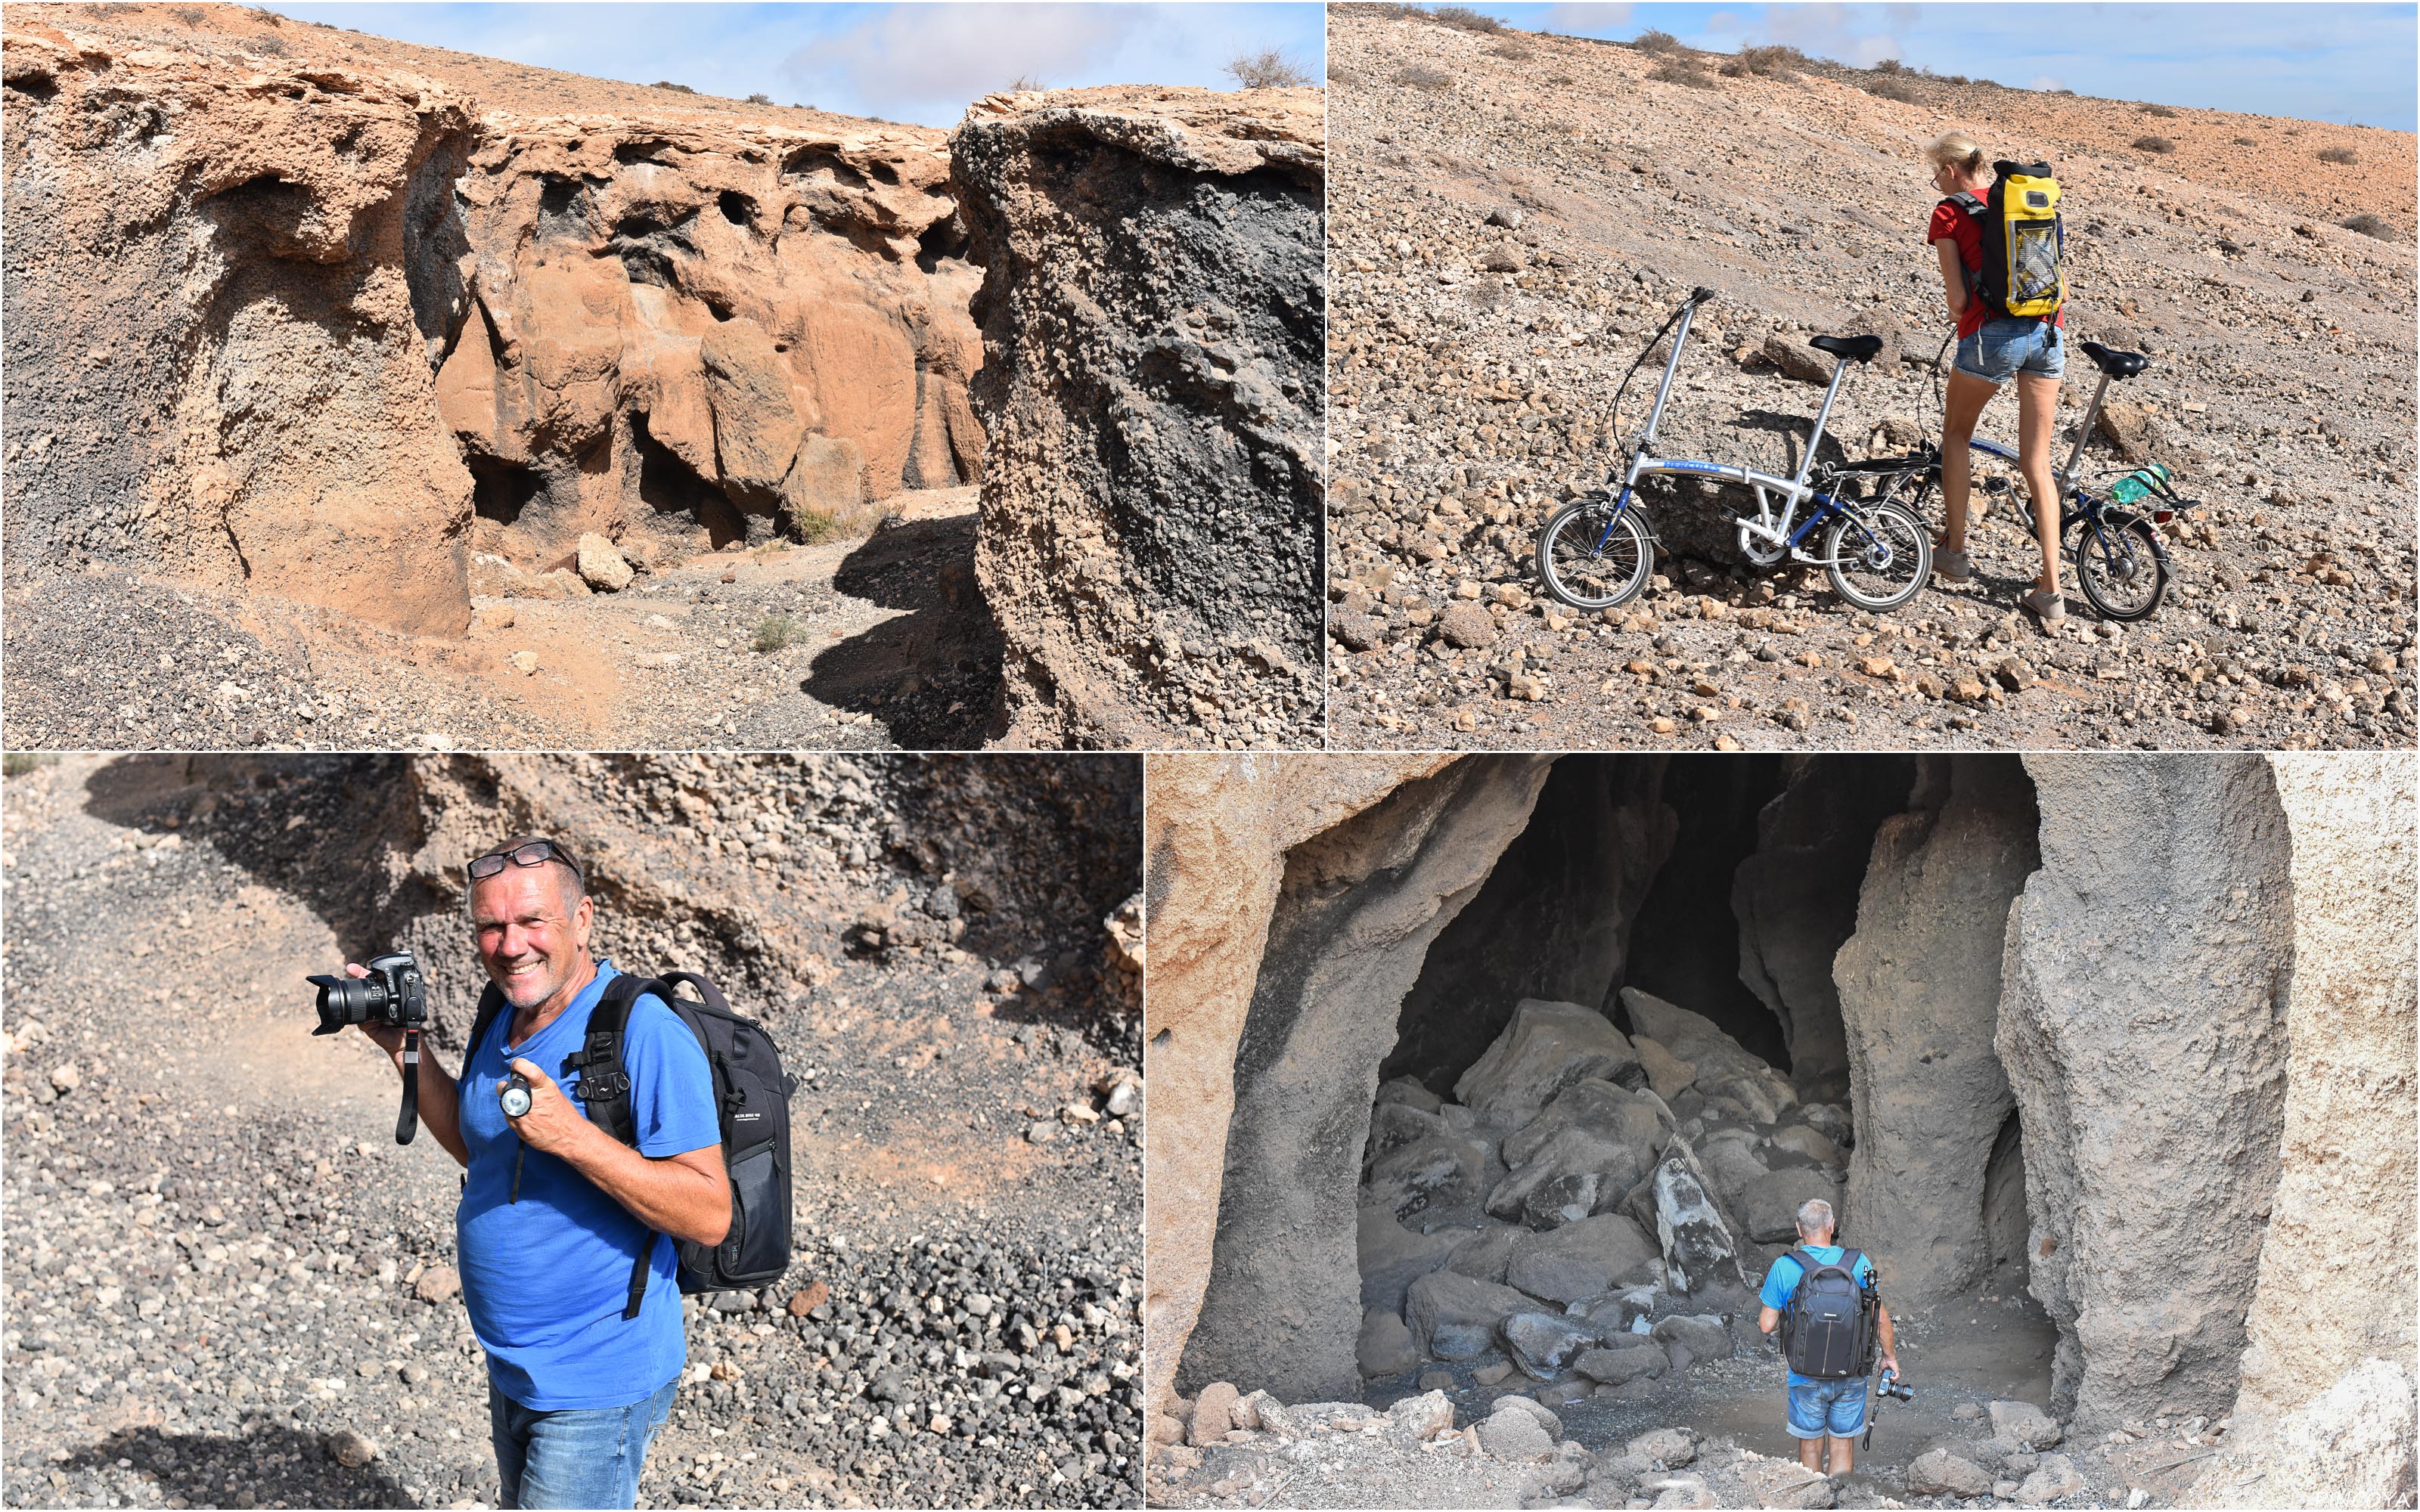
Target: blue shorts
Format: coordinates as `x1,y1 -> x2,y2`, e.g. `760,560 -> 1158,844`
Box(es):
1786,1377 -> 1869,1439
1955,316 -> 2066,383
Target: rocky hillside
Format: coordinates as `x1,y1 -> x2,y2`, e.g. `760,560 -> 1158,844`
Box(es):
2,751 -> 1144,1508
1326,8 -> 2417,752
1140,751 -> 2415,1510
955,87 -> 1327,751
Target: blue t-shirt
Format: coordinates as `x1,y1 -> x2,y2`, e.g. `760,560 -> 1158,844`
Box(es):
1761,1245 -> 1878,1387
456,961 -> 720,1410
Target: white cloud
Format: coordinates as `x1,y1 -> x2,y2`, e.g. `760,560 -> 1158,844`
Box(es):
2028,73 -> 2066,93
783,4 -> 1145,119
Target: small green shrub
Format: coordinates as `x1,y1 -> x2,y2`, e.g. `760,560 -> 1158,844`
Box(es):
752,615 -> 801,653
1872,57 -> 1904,73
652,80 -> 697,94
2319,145 -> 2357,164
1652,62 -> 1718,89
2133,135 -> 2176,154
2,753 -> 58,778
746,91 -> 773,105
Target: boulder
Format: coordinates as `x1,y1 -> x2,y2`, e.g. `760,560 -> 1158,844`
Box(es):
1367,1130 -> 1494,1222
699,318 -> 810,507
1406,1271 -> 1531,1360
1693,1132 -> 1772,1213
1906,1448 -> 1993,1497
2189,1357 -> 2418,1509
1628,1427 -> 1698,1468
1630,1035 -> 1699,1099
1437,601 -> 1498,650
1375,1075 -> 1444,1114
1357,1207 -> 1464,1313
1357,1309 -> 1419,1378
1741,1458 -> 1836,1509
1455,999 -> 1640,1130
1620,988 -> 1780,1094
1649,1315 -> 1733,1363
1367,1100 -> 1448,1160
1446,1224 -> 1525,1284
1477,1408 -> 1556,1461
1504,1079 -> 1671,1168
1739,1167 -> 1844,1245
779,432 -> 864,538
1761,332 -> 1832,384
575,534 -> 634,593
1500,1311 -> 1598,1380
1505,1213 -> 1659,1303
1648,1471 -> 1716,1509
1492,1394 -> 1564,1439
1487,1125 -> 1652,1228
1387,1388 -> 1457,1440
2017,1453 -> 2085,1502
1769,1125 -> 1839,1165
1649,1138 -> 1747,1294
1189,1380 -> 1239,1445
1575,1340 -> 1668,1385
1989,1399 -> 2063,1449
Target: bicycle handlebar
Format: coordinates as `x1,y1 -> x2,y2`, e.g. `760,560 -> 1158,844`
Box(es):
1689,286 -> 1716,305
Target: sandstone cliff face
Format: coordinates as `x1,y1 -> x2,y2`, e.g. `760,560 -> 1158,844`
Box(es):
3,5 -> 982,631
3,11 -> 478,633
440,116 -> 983,569
954,88 -> 1326,749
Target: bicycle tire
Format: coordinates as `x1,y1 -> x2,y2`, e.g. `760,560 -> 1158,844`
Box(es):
2067,511 -> 2169,621
1537,497 -> 1655,610
1824,500 -> 1931,612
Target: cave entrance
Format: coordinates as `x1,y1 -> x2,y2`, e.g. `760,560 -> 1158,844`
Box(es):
1181,752 -> 2059,1469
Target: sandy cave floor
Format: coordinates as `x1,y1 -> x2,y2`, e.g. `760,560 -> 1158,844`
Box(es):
1,491 -> 1003,754
1154,1284 -> 2238,1510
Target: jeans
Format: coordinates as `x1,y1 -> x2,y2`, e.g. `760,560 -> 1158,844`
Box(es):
489,1376 -> 677,1509
1955,316 -> 2066,383
1786,1375 -> 1869,1439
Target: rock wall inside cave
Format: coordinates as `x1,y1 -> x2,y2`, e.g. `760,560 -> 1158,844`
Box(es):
1146,751 -> 2417,1485
952,87 -> 1326,751
2,5 -> 982,627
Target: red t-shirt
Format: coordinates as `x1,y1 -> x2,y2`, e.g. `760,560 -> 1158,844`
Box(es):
1928,199 -> 2064,339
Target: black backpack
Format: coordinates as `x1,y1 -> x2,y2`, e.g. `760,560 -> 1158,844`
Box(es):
468,968 -> 796,1318
1782,1247 -> 1878,1379
1944,160 -> 2065,323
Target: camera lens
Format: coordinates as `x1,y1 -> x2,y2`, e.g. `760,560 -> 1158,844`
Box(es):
309,972 -> 386,1034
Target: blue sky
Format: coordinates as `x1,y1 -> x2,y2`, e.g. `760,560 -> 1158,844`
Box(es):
267,2 -> 1326,126
1467,3 -> 2417,130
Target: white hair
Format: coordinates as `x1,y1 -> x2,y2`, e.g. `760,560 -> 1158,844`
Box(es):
463,858 -> 587,922
1795,1198 -> 1835,1236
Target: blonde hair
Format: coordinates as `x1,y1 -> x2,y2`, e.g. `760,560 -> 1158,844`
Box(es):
1926,131 -> 1987,176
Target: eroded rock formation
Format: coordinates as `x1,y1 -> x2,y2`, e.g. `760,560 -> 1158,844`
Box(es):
953,88 -> 1326,749
1146,751 -> 2417,1480
1833,755 -> 2037,1308
2000,754 -> 2296,1432
2,5 -> 983,631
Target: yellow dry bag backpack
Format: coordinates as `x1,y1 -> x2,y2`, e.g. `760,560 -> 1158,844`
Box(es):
1946,160 -> 2065,321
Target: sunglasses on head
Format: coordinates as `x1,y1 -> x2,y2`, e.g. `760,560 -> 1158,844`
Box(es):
467,838 -> 584,885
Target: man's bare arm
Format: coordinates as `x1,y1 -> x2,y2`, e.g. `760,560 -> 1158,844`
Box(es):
1759,1305 -> 1783,1335
504,1058 -> 731,1245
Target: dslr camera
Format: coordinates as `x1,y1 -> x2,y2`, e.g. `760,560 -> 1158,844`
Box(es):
308,952 -> 431,1145
1878,1366 -> 1914,1403
309,953 -> 428,1038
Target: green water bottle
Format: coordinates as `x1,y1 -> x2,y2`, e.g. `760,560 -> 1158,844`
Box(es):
2109,462 -> 2169,504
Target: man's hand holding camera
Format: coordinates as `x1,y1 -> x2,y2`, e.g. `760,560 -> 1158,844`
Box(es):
498,1058 -> 588,1157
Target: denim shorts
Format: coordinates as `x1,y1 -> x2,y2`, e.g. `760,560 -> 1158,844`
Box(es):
1786,1376 -> 1869,1439
490,1375 -> 678,1508
1955,316 -> 2066,383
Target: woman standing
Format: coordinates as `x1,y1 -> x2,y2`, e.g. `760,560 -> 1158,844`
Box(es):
1926,132 -> 2067,626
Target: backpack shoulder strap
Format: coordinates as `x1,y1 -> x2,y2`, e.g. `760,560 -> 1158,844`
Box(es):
563,973 -> 648,1148
1945,191 -> 1985,216
464,984 -> 509,1074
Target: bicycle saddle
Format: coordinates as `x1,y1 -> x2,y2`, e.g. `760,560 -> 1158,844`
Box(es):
1809,334 -> 1885,363
2079,341 -> 2149,379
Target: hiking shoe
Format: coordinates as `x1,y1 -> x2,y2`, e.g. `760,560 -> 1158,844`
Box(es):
1934,549 -> 1973,584
2024,588 -> 2067,625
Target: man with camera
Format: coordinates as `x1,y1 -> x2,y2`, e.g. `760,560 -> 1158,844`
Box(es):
1756,1198 -> 1902,1479
326,838 -> 728,1509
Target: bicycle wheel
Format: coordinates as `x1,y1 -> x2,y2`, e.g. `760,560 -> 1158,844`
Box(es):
1537,496 -> 1654,610
2067,511 -> 2169,621
1824,500 -> 1931,612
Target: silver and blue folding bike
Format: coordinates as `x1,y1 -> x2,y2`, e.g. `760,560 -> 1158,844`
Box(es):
1535,286 -> 1931,613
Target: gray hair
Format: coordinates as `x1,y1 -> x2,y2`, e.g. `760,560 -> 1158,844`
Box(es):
463,857 -> 587,923
1795,1198 -> 1835,1236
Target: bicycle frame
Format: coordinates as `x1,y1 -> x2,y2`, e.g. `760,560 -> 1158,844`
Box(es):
1593,299 -> 1882,565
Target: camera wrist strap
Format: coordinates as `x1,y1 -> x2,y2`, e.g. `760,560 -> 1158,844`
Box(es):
396,1028 -> 421,1146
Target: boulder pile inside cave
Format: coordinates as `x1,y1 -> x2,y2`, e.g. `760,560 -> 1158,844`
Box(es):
1354,987 -> 1852,1391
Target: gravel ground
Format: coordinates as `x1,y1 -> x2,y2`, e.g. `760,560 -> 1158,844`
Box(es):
1,492 -> 1002,754
1,754 -> 1142,1510
1325,11 -> 2418,751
